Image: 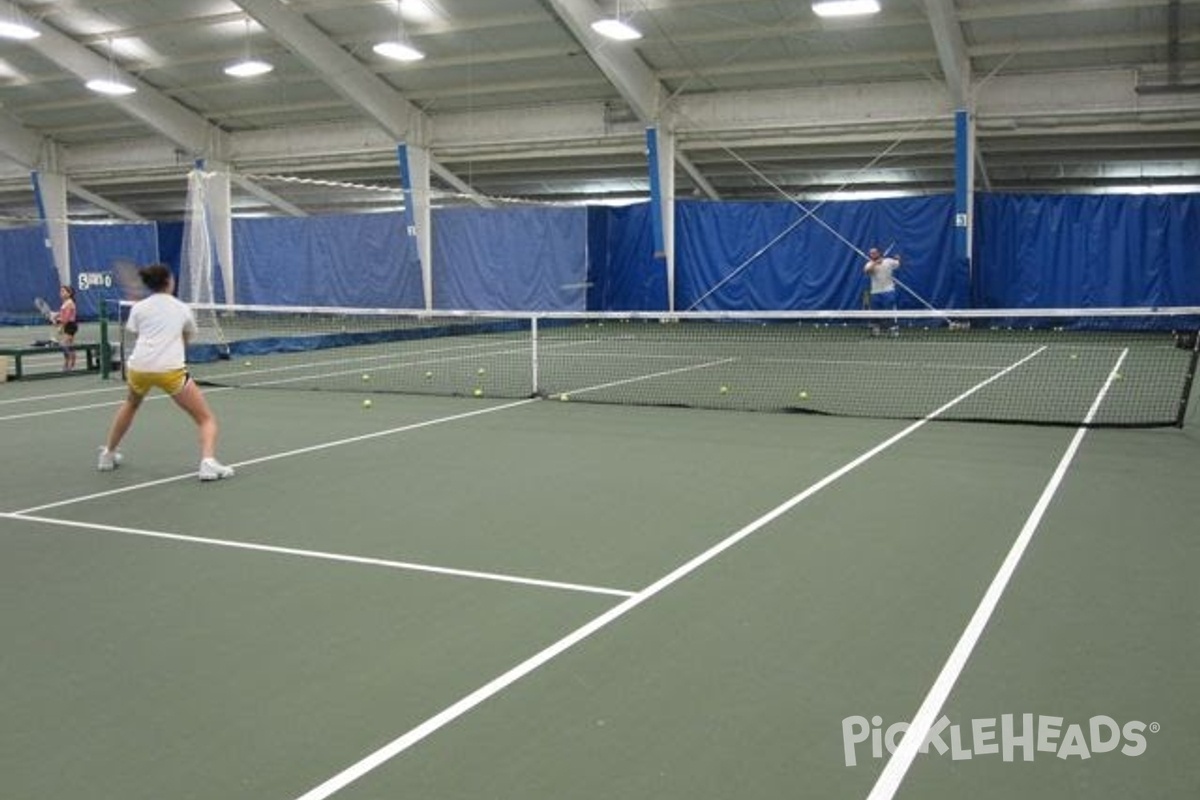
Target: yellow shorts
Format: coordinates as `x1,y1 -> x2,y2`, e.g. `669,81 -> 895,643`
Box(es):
127,367 -> 190,397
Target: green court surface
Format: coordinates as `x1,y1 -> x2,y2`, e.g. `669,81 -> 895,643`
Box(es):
2,372 -> 1197,799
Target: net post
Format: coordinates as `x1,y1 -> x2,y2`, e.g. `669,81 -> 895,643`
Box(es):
98,299 -> 111,380
530,315 -> 539,397
1175,328 -> 1200,428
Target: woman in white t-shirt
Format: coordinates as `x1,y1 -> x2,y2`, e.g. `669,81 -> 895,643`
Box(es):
98,264 -> 234,481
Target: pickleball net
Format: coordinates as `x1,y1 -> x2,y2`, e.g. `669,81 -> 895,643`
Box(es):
111,302 -> 1200,428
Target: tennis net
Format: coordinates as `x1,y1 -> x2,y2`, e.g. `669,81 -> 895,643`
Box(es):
111,303 -> 1200,428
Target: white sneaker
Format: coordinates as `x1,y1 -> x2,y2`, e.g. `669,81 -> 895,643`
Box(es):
97,447 -> 123,471
199,457 -> 235,481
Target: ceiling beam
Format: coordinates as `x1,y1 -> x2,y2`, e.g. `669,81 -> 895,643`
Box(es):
66,181 -> 147,221
231,0 -> 489,205
540,0 -> 662,121
0,110 -> 48,168
922,0 -> 971,107
0,109 -> 153,220
232,0 -> 418,140
541,0 -> 719,198
0,0 -> 232,160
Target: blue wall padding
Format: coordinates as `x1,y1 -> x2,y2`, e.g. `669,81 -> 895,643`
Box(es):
233,213 -> 422,308
157,221 -> 184,279
974,194 -> 1200,308
0,226 -> 60,322
432,206 -> 588,310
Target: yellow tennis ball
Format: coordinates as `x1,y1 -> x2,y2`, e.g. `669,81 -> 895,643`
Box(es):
799,391 -> 809,400
477,367 -> 486,376
720,385 -> 729,394
361,373 -> 371,382
362,399 -> 372,409
473,387 -> 483,397
424,371 -> 433,379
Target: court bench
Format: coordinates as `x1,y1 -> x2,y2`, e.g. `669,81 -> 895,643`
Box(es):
0,342 -> 109,380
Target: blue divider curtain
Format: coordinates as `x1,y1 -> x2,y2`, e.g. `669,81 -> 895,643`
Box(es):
432,206 -> 589,310
974,193 -> 1200,308
233,213 -> 422,309
586,204 -> 666,310
674,196 -> 964,311
1,193 -> 1196,321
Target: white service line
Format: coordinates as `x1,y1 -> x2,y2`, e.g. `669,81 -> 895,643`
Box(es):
289,346 -> 1049,800
864,347 -> 1129,800
548,357 -> 738,398
0,383 -> 128,405
0,512 -> 634,599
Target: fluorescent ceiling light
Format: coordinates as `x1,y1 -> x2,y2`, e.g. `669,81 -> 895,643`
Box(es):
591,18 -> 642,41
0,20 -> 39,39
812,0 -> 881,18
85,77 -> 136,96
226,17 -> 273,77
373,40 -> 425,61
224,58 -> 274,77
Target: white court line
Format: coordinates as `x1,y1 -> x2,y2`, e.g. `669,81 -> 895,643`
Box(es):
864,347 -> 1129,800
0,512 -> 634,599
11,398 -> 539,515
0,383 -> 128,406
202,336 -> 530,383
548,357 -> 738,398
0,390 -> 204,423
562,351 -> 1009,373
290,346 -> 1049,800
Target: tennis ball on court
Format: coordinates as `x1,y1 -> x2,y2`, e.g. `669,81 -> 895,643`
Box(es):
720,385 -> 729,394
1070,353 -> 1078,360
361,373 -> 371,382
243,360 -> 252,367
424,371 -> 433,379
477,367 -> 486,376
362,399 -> 372,409
799,391 -> 809,400
473,387 -> 483,397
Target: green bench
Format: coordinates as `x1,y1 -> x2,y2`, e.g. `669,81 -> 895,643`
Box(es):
0,342 -> 108,380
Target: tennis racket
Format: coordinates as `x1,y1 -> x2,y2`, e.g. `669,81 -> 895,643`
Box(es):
112,258 -> 147,302
34,297 -> 56,323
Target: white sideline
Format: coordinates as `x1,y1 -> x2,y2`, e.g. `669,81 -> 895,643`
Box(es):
863,348 -> 1129,800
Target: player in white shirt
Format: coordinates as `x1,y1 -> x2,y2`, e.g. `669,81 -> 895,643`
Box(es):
863,247 -> 902,335
98,264 -> 234,481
